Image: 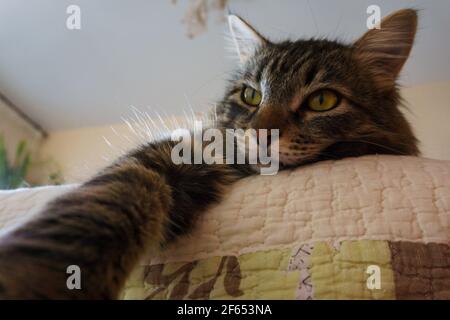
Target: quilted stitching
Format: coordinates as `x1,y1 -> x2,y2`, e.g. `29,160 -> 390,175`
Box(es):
145,155 -> 450,264
0,155 -> 449,265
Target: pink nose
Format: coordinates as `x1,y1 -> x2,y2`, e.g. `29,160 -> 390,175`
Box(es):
251,104 -> 289,135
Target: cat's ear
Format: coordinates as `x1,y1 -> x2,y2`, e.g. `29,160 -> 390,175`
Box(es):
353,9 -> 417,82
228,14 -> 267,64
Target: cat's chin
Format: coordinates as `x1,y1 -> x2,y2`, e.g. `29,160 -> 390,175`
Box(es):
318,141 -> 405,160
279,155 -> 319,170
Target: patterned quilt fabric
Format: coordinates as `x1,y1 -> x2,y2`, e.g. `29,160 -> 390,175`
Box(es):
1,155 -> 449,300
121,156 -> 450,300
123,240 -> 450,300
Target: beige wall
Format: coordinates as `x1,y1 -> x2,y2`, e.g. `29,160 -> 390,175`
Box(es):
38,123 -> 138,183
0,98 -> 44,184
38,81 -> 450,183
402,81 -> 450,161
38,115 -> 196,183
0,99 -> 43,157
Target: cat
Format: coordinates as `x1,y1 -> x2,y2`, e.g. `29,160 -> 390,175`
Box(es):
0,9 -> 418,299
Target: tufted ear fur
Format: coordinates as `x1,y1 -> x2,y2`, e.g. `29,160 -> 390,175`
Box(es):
353,9 -> 417,88
228,14 -> 268,64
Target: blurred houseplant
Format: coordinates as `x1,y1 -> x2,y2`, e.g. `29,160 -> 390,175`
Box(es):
0,135 -> 31,189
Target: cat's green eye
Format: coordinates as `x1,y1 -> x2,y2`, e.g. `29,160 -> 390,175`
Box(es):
241,86 -> 262,106
308,90 -> 339,112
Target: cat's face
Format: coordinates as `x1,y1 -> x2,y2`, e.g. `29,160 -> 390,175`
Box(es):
216,9 -> 419,168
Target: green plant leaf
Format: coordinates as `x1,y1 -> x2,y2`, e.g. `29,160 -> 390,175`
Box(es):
18,152 -> 31,180
0,136 -> 31,189
14,140 -> 27,166
0,135 -> 9,186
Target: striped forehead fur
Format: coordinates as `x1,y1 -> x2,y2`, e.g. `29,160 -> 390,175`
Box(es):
216,11 -> 419,167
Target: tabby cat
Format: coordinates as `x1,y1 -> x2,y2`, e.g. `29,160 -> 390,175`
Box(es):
0,9 -> 419,299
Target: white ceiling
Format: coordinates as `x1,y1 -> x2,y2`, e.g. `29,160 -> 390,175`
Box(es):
0,0 -> 449,131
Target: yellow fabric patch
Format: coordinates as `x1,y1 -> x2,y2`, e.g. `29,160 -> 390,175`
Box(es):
229,249 -> 300,299
124,249 -> 301,300
311,240 -> 395,299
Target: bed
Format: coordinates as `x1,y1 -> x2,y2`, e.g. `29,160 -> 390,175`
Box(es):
1,155 -> 450,299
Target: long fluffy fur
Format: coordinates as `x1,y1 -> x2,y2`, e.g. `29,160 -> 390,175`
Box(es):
0,9 -> 419,299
